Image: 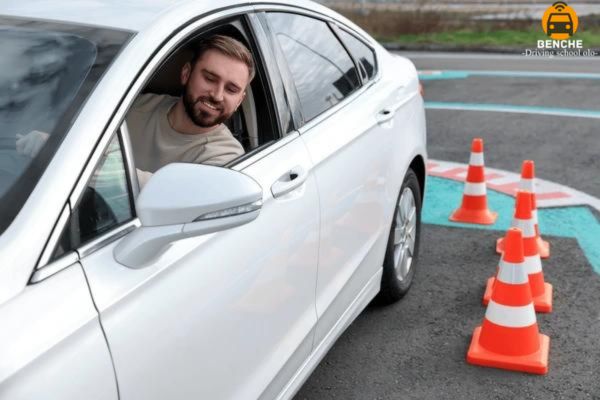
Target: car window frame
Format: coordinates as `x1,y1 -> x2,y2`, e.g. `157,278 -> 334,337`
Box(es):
262,11 -> 362,125
255,5 -> 382,132
246,12 -> 297,136
329,23 -> 379,86
31,126 -> 140,283
33,5 -> 301,275
47,129 -> 138,262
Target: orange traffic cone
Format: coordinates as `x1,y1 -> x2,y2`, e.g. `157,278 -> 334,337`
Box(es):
467,227 -> 550,375
497,160 -> 550,257
449,138 -> 497,225
484,191 -> 553,313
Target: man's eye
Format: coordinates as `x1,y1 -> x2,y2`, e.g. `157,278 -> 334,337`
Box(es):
205,75 -> 216,82
226,87 -> 239,94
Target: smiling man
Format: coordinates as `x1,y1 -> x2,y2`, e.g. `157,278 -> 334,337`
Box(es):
126,35 -> 255,185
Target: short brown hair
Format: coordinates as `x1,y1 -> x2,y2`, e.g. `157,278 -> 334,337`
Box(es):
191,34 -> 255,83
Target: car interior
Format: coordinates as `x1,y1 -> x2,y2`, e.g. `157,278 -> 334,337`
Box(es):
140,20 -> 279,156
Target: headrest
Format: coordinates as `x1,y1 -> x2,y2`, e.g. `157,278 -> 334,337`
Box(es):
143,47 -> 193,96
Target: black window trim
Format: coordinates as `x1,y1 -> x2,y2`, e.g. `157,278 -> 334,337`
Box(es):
246,12 -> 297,136
328,22 -> 365,86
255,11 -> 305,129
243,13 -> 290,138
329,22 -> 379,86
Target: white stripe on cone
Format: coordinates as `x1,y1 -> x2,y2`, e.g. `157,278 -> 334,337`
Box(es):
469,152 -> 485,166
485,300 -> 537,328
463,182 -> 487,196
523,255 -> 543,274
497,260 -> 530,284
511,218 -> 536,237
532,209 -> 539,224
520,178 -> 535,192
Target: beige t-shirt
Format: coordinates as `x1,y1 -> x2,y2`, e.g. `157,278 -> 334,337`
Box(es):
126,93 -> 244,178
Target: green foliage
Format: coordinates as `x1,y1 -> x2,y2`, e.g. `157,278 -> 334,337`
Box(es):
381,28 -> 600,47
333,7 -> 600,48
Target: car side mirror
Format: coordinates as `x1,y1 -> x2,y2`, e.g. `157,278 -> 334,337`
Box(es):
114,163 -> 262,268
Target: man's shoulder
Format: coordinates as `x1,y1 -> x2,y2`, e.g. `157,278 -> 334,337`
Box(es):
131,93 -> 178,114
208,124 -> 239,142
205,124 -> 244,153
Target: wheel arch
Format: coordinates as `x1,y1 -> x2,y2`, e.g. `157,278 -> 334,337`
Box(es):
408,155 -> 426,203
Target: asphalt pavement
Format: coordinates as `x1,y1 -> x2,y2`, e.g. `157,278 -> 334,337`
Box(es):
296,225 -> 600,400
294,52 -> 600,399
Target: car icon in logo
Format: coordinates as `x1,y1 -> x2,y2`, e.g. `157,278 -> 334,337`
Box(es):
547,13 -> 573,36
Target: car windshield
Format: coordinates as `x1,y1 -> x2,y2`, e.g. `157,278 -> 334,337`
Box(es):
0,17 -> 132,234
550,14 -> 571,23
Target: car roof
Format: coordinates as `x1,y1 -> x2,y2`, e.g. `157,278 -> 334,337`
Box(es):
0,0 -> 218,31
0,0 -> 336,32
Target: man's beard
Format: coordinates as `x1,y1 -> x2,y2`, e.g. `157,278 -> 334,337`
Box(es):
182,87 -> 231,128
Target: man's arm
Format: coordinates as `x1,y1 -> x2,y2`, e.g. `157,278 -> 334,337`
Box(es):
200,125 -> 245,167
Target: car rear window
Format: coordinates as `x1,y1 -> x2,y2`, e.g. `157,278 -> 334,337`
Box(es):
0,17 -> 132,235
333,27 -> 377,83
266,12 -> 360,123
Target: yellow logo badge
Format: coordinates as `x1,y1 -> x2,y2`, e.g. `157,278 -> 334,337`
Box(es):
542,2 -> 579,40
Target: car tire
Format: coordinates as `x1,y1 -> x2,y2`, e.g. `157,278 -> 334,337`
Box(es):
377,168 -> 422,304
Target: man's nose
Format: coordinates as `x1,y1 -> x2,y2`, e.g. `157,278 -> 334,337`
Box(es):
211,84 -> 225,102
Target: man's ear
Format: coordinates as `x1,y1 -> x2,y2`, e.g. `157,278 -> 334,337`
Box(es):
181,62 -> 192,85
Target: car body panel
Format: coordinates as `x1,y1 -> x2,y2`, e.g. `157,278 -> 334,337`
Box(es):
0,264 -> 117,400
273,267 -> 382,400
300,48 -> 421,345
0,0 -> 246,31
80,134 -> 320,399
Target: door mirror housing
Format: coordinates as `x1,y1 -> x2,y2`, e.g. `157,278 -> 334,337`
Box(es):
114,163 -> 262,268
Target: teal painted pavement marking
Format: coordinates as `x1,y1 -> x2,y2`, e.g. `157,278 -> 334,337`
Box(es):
419,71 -> 471,80
423,176 -> 600,274
419,70 -> 600,81
424,101 -> 600,119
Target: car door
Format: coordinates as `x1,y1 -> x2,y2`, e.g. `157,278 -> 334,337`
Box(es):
0,252 -> 119,400
262,10 -> 412,346
65,14 -> 320,400
0,136 -> 125,400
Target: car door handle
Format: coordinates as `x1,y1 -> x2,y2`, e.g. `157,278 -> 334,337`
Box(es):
376,95 -> 412,125
376,107 -> 397,124
271,166 -> 308,198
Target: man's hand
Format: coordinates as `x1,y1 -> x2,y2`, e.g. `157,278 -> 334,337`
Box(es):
137,168 -> 153,189
16,130 -> 49,157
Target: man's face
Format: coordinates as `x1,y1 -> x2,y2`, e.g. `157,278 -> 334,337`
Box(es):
181,49 -> 249,128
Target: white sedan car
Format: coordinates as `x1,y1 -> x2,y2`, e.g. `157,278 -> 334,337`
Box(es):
0,0 -> 427,399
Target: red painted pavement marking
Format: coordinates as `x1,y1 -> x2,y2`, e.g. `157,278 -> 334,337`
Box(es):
536,192 -> 571,200
430,167 -> 467,181
488,181 -> 520,193
485,172 -> 505,180
428,167 -> 572,199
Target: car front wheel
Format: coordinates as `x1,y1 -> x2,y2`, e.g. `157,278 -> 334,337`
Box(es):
377,168 -> 422,304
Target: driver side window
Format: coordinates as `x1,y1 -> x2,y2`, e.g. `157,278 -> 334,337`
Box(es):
52,133 -> 135,259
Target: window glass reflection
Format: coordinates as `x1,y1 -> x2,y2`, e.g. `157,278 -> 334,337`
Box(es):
267,13 -> 360,122
336,28 -> 376,82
